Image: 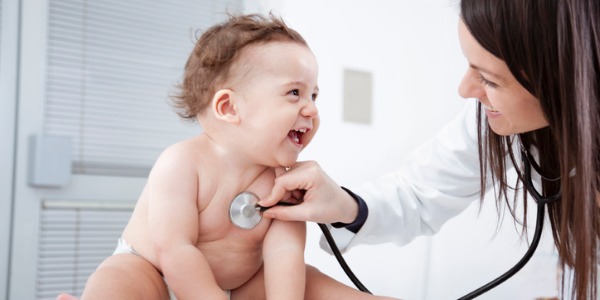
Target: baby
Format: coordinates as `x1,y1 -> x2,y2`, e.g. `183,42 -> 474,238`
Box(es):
75,13 -> 319,300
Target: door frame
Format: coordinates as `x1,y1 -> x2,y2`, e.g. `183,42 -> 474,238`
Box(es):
0,0 -> 21,298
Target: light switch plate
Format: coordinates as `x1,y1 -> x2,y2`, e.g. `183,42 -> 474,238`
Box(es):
28,135 -> 72,187
343,69 -> 372,124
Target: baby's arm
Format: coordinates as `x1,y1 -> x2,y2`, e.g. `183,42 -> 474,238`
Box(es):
147,145 -> 226,300
263,219 -> 307,300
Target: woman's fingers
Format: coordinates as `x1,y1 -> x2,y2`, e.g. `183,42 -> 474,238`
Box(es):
260,161 -> 358,224
260,162 -> 315,207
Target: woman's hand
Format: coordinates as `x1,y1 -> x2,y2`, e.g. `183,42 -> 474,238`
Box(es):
258,161 -> 359,224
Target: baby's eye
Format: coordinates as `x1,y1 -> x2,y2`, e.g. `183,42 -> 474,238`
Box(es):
311,93 -> 318,101
290,89 -> 300,96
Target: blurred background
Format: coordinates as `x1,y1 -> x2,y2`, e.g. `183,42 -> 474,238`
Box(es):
0,0 -> 560,299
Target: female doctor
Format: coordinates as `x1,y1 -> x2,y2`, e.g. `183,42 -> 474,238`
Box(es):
259,0 -> 600,299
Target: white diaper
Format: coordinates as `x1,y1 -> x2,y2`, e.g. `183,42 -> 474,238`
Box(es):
112,238 -> 140,256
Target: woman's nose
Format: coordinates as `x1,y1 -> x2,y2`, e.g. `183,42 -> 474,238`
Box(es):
458,68 -> 485,100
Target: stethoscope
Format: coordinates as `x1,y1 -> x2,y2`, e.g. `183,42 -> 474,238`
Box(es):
228,149 -> 560,299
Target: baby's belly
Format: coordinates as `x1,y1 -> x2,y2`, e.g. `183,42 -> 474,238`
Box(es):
200,241 -> 264,290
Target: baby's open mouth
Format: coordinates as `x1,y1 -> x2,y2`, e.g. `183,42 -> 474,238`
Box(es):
288,129 -> 307,144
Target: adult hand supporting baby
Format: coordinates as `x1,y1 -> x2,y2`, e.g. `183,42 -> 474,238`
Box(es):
258,161 -> 359,225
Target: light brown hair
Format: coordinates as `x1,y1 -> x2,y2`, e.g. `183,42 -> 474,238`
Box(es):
172,13 -> 308,120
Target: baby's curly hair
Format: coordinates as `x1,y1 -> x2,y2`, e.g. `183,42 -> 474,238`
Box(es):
172,13 -> 308,120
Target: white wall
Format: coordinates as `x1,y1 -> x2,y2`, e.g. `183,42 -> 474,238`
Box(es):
245,1 -> 560,299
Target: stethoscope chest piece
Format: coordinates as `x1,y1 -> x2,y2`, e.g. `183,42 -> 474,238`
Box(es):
229,192 -> 262,229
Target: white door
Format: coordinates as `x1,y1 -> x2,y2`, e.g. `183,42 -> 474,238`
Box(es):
8,0 -> 241,299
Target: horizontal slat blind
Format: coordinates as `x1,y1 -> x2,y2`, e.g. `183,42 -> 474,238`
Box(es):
35,200 -> 134,299
44,0 -> 242,177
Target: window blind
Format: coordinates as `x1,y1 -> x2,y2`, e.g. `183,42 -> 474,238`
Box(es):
35,200 -> 134,300
44,0 -> 242,177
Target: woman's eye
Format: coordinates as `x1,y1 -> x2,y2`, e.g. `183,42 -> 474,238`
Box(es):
477,74 -> 498,88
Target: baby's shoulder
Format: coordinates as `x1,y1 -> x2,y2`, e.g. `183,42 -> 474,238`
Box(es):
161,136 -> 205,158
152,136 -> 205,171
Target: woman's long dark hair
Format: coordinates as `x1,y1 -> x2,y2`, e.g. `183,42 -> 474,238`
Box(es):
461,0 -> 600,299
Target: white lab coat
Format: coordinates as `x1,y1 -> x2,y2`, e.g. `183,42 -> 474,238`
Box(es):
322,101 -> 485,252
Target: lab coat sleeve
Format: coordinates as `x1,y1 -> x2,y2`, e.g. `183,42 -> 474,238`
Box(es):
321,102 -> 482,252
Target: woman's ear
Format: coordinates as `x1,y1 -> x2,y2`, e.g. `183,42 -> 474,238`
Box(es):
211,89 -> 240,124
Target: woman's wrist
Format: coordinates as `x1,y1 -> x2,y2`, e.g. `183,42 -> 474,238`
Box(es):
331,187 -> 368,233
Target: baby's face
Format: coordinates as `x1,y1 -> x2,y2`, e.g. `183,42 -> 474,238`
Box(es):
230,41 -> 320,168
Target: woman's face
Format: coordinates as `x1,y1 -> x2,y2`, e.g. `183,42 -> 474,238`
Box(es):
457,20 -> 549,135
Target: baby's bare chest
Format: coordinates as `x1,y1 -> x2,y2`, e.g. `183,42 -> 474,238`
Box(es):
198,170 -> 275,230
194,171 -> 276,288
195,168 -> 275,244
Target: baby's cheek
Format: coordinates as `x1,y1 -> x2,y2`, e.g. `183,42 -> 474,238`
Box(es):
310,116 -> 320,137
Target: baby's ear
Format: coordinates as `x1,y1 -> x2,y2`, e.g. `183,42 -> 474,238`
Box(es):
211,89 -> 240,124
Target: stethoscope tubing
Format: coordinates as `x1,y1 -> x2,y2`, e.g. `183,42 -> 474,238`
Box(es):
320,150 -> 558,298
318,202 -> 546,300
319,201 -> 548,299
230,150 -> 556,298
453,150 -> 560,298
232,194 -> 549,298
318,223 -> 372,294
457,202 -> 546,299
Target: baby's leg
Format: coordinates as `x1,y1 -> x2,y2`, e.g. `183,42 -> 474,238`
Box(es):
230,264 -> 265,299
303,265 -> 399,299
79,253 -> 169,300
231,264 -> 399,300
